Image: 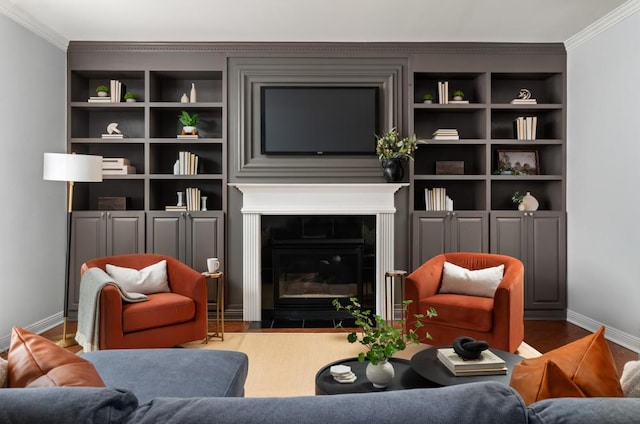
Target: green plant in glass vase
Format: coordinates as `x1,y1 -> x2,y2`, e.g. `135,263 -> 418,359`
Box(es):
332,297 -> 437,365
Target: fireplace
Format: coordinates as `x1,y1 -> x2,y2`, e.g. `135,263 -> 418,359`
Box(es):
231,183 -> 407,321
261,215 -> 375,320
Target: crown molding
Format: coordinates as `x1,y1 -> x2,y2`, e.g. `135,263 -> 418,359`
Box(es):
565,0 -> 640,51
0,0 -> 68,51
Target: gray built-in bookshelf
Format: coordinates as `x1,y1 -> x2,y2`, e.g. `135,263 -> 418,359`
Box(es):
66,42 -> 566,320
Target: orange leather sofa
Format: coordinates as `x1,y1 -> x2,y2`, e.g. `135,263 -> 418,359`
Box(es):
80,254 -> 207,350
405,252 -> 524,353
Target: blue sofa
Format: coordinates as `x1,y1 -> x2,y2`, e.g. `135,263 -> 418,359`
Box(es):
1,348 -> 639,424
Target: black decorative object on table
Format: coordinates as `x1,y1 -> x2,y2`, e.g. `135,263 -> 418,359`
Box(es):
453,336 -> 489,360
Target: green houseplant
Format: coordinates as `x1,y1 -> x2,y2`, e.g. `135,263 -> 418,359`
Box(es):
452,89 -> 465,101
422,93 -> 435,103
375,128 -> 418,182
124,92 -> 137,102
95,85 -> 109,97
178,110 -> 200,135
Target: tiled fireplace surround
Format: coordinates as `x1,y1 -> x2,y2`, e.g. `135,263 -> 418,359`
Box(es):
232,183 -> 407,321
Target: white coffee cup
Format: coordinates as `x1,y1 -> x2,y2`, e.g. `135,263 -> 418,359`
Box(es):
207,257 -> 220,272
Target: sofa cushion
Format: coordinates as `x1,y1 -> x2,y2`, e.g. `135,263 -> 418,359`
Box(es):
0,357 -> 7,388
8,327 -> 105,388
122,292 -> 195,333
106,259 -> 170,294
420,294 -> 493,332
0,387 -> 138,424
83,349 -> 248,404
510,326 -> 623,405
620,360 -> 640,397
528,397 -> 640,424
440,262 -> 504,298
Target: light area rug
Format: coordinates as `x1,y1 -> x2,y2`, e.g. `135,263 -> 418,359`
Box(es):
181,333 -> 540,398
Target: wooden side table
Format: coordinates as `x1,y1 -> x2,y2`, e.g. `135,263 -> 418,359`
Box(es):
201,271 -> 224,342
384,270 -> 407,322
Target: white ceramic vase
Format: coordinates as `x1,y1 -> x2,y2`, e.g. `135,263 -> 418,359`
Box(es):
365,359 -> 395,388
183,126 -> 196,135
522,192 -> 539,211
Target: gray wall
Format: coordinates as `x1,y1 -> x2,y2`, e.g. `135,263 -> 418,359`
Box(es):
0,14 -> 66,350
566,9 -> 640,351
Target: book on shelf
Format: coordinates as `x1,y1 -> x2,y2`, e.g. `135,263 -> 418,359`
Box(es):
177,134 -> 199,139
185,187 -> 201,211
109,79 -> 126,103
102,165 -> 136,175
513,116 -> 537,140
449,100 -> 469,104
102,158 -> 130,166
438,81 -> 449,104
424,188 -> 453,212
440,363 -> 508,377
432,128 -> 459,140
510,98 -> 538,104
88,97 -> 112,103
174,151 -> 199,175
165,205 -> 187,211
436,348 -> 507,371
101,133 -> 127,139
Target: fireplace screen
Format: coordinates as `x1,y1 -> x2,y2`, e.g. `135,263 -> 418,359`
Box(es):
274,246 -> 362,304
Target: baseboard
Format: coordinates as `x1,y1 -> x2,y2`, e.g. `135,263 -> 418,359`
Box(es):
0,312 -> 63,353
567,309 -> 640,355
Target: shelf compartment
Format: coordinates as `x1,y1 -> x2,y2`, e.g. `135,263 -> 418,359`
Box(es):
491,143 -> 563,176
414,143 -> 485,175
149,107 -> 223,139
70,142 -> 145,175
70,70 -> 145,103
70,107 -> 145,139
491,73 -> 563,104
490,109 -> 562,140
414,108 -> 486,140
149,178 -> 223,211
491,179 -> 563,211
149,142 -> 223,174
149,71 -> 223,103
73,179 -> 145,211
413,72 -> 487,104
413,179 -> 486,211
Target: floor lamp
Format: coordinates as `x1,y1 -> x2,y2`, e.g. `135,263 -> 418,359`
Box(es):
43,152 -> 103,347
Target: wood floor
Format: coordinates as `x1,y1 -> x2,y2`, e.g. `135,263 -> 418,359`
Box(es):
5,320 -> 637,378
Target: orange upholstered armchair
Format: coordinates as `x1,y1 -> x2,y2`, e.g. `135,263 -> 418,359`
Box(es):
80,254 -> 207,350
405,252 -> 524,353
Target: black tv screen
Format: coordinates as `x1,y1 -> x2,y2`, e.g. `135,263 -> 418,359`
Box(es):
260,86 -> 380,155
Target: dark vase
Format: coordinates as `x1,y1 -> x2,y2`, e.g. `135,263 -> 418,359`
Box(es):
382,159 -> 404,182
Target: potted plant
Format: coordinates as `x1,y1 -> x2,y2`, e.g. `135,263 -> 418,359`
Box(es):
452,90 -> 465,101
333,297 -> 436,388
422,93 -> 434,104
124,92 -> 137,102
96,85 -> 110,97
375,128 -> 418,182
178,110 -> 200,135
512,191 -> 525,211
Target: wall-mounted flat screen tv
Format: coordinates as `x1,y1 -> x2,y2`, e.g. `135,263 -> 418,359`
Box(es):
260,86 -> 380,155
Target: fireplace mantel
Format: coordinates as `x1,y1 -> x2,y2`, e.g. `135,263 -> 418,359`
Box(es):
230,183 -> 408,321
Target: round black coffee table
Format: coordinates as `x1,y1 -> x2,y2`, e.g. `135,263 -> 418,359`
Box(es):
315,357 -> 438,395
410,347 -> 524,386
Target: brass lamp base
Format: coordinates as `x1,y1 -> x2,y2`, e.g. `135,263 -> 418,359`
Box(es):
56,317 -> 77,348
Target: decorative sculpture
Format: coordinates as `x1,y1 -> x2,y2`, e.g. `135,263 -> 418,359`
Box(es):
106,122 -> 122,135
453,336 -> 489,360
517,88 -> 532,100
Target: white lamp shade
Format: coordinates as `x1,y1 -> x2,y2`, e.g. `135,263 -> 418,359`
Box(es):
43,153 -> 103,182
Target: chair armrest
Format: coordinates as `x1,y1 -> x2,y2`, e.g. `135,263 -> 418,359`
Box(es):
492,258 -> 525,352
99,285 -> 126,349
165,259 -> 207,300
405,255 -> 446,326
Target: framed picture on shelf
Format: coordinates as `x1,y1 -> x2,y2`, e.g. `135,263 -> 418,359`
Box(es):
497,150 -> 539,175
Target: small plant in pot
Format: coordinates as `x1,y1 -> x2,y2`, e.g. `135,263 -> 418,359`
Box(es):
179,110 -> 199,135
422,93 -> 435,104
512,191 -> 525,211
375,128 -> 418,182
124,92 -> 137,102
333,297 -> 436,388
96,85 -> 110,97
452,89 -> 465,101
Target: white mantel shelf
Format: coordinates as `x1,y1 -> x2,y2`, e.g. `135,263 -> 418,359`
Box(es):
230,183 -> 409,321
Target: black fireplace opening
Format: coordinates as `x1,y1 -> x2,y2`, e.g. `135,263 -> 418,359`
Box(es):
261,215 -> 375,324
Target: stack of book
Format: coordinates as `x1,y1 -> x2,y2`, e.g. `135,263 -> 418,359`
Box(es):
432,129 -> 459,140
88,96 -> 111,103
437,81 -> 449,104
165,205 -> 187,211
101,133 -> 126,139
102,158 -> 135,175
177,134 -> 199,139
510,97 -> 537,105
425,188 -> 453,211
185,187 -> 201,211
436,348 -> 507,376
174,151 -> 199,175
514,116 -> 538,140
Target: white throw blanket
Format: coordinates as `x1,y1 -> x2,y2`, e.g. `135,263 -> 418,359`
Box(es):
75,267 -> 148,352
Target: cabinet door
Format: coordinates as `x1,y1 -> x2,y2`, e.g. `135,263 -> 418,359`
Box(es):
146,212 -> 186,262
490,212 -> 527,263
412,213 -> 448,269
527,212 -> 566,311
450,212 -> 489,253
69,212 -> 107,314
106,212 -> 146,255
186,212 -> 224,272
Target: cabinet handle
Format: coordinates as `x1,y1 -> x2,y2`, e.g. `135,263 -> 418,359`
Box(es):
451,212 -> 456,216
100,212 -> 105,218
107,212 -> 111,219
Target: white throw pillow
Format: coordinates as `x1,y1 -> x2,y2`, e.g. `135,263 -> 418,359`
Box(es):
0,356 -> 8,387
439,261 -> 505,298
106,260 -> 170,295
621,360 -> 640,397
